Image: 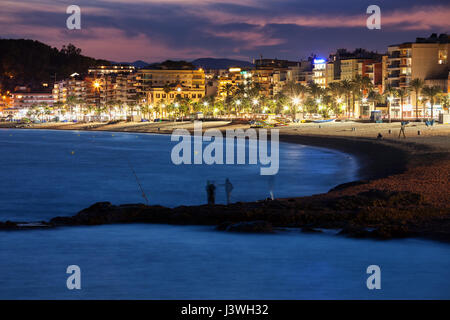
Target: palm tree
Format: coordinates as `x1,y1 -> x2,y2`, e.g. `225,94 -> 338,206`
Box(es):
307,82 -> 322,100
66,95 -> 79,120
139,103 -> 151,120
53,102 -> 64,119
441,95 -> 449,114
272,93 -> 287,115
327,82 -> 344,116
367,90 -> 383,111
340,80 -> 353,118
220,83 -> 234,117
44,105 -> 52,121
234,83 -> 247,98
321,94 -> 333,118
163,84 -> 171,101
283,81 -> 307,99
396,88 -> 408,121
409,78 -> 424,120
421,85 -> 442,120
105,99 -> 118,121
352,75 -> 373,117
152,104 -> 161,119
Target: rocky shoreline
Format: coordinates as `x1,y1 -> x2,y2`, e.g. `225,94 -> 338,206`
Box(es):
1,123 -> 449,241
1,187 -> 449,241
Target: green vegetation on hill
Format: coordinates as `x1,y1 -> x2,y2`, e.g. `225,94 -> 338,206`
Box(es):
0,39 -> 110,92
144,60 -> 196,70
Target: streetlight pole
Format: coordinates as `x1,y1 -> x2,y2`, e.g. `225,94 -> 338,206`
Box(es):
388,96 -> 393,123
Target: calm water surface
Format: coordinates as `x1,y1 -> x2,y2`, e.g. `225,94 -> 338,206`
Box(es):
0,129 -> 448,299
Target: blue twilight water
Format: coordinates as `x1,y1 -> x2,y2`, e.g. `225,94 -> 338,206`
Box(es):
0,129 -> 357,221
0,129 -> 449,300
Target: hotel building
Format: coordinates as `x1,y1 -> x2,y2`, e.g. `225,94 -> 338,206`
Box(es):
312,58 -> 327,88
85,66 -> 141,109
138,68 -> 206,104
11,91 -> 54,109
217,67 -> 252,97
387,33 -> 449,117
252,58 -> 299,96
53,74 -> 87,104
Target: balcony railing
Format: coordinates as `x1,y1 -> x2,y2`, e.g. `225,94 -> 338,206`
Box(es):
389,71 -> 400,78
388,62 -> 400,69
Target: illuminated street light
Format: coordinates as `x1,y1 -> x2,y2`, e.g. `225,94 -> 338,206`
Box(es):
93,81 -> 100,89
283,106 -> 289,111
337,98 -> 343,103
292,97 -> 300,105
203,101 -> 209,107
252,99 -> 259,105
388,96 -> 394,102
362,98 -> 368,103
236,100 -> 241,106
316,98 -> 321,104
174,103 -> 179,108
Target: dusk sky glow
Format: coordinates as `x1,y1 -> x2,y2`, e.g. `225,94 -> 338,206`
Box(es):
1,0 -> 449,62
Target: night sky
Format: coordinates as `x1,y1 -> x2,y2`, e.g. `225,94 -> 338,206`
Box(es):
1,0 -> 449,62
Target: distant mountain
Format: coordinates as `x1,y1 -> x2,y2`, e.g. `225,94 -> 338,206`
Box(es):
0,39 -> 110,91
143,60 -> 196,70
191,58 -> 254,70
114,60 -> 150,68
113,58 -> 254,70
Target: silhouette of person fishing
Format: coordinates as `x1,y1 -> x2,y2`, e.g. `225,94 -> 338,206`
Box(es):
268,176 -> 275,200
224,178 -> 233,205
206,180 -> 216,205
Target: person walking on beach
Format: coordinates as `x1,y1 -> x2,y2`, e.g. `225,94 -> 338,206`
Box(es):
224,178 -> 233,205
206,181 -> 216,205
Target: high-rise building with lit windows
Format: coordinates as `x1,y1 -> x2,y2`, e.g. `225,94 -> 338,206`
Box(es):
312,58 -> 327,88
387,33 -> 449,118
387,33 -> 449,90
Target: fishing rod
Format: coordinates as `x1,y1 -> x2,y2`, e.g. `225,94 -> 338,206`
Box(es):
74,132 -> 150,205
126,158 -> 149,206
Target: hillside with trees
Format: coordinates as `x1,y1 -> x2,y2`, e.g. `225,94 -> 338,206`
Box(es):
0,39 -> 110,91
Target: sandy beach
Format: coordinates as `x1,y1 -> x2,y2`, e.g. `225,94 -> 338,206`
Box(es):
1,120 -> 449,240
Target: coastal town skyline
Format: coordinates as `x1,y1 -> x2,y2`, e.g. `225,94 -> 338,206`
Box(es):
0,0 -> 450,305
1,31 -> 448,123
1,0 -> 450,62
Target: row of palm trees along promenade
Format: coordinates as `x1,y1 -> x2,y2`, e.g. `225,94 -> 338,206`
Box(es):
2,33 -> 449,125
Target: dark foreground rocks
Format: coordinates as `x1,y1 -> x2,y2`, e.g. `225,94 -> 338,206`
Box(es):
2,189 -> 450,241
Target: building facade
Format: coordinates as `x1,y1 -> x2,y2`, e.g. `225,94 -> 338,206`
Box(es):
138,68 -> 206,104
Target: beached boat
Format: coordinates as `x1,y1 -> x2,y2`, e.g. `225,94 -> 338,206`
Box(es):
313,119 -> 336,124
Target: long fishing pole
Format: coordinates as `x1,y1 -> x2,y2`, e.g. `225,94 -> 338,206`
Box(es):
76,132 -> 150,205
126,158 -> 149,206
